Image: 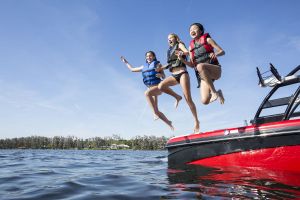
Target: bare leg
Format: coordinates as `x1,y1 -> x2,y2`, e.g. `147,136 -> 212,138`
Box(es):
197,63 -> 224,104
158,76 -> 182,108
179,73 -> 200,133
151,96 -> 159,120
157,111 -> 174,131
145,86 -> 162,115
200,81 -> 211,105
145,86 -> 174,130
200,77 -> 225,105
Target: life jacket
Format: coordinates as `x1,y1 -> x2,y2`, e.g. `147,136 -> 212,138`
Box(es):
167,42 -> 186,72
189,33 -> 219,66
142,60 -> 161,86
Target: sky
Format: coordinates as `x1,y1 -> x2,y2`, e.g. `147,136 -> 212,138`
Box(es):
0,0 -> 300,139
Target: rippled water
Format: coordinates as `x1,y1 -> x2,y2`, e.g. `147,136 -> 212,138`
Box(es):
1,150 -> 299,199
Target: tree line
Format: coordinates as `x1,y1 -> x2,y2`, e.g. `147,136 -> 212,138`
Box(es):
0,135 -> 170,150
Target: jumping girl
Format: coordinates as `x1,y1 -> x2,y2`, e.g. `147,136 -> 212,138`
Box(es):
121,51 -> 181,130
158,33 -> 200,133
180,23 -> 225,105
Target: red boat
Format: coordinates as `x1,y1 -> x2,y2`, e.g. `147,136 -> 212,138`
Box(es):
166,64 -> 300,172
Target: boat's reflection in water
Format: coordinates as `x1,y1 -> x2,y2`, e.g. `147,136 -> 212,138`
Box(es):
167,163 -> 300,199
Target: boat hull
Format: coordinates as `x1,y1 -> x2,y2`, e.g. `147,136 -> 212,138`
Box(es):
189,145 -> 300,171
166,119 -> 300,171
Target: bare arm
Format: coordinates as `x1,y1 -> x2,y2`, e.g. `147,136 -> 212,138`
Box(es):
159,63 -> 171,71
176,45 -> 194,67
155,63 -> 166,79
120,56 -> 143,72
207,38 -> 225,57
178,42 -> 189,55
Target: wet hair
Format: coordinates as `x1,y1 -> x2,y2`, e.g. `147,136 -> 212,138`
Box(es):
190,23 -> 205,34
145,51 -> 157,61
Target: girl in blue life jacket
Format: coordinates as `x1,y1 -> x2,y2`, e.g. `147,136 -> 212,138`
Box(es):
179,23 -> 225,105
158,33 -> 200,133
121,51 -> 182,131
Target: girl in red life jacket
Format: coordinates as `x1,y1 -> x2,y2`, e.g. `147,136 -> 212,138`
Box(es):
179,23 -> 225,105
158,33 -> 200,133
121,51 -> 180,131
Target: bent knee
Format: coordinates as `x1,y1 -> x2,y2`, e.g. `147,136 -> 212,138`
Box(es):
158,82 -> 166,90
201,98 -> 210,105
196,63 -> 206,73
144,90 -> 150,96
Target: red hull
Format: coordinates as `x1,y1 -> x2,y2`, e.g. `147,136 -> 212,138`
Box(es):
190,146 -> 300,187
189,145 -> 300,172
167,119 -> 300,171
188,146 -> 300,187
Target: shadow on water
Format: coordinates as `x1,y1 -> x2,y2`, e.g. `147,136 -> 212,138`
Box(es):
167,163 -> 300,199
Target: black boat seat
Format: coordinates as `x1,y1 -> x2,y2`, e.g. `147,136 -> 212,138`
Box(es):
251,111 -> 300,124
263,96 -> 294,109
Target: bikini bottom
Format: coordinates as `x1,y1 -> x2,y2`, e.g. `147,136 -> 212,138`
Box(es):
172,71 -> 188,83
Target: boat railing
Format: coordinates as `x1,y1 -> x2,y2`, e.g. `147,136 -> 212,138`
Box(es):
257,63 -> 282,87
252,64 -> 300,125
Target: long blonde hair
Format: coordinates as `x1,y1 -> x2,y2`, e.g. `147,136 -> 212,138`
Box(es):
168,33 -> 186,49
168,33 -> 183,44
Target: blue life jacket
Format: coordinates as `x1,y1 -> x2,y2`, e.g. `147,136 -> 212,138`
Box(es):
142,60 -> 161,86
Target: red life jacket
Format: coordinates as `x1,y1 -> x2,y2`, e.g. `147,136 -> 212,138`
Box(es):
189,33 -> 219,66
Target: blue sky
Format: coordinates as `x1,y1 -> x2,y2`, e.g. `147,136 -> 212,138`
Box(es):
0,0 -> 300,139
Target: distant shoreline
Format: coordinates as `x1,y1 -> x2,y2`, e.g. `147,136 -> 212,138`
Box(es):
0,135 -> 170,150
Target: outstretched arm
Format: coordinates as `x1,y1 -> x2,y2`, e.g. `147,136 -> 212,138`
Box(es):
156,63 -> 166,79
159,63 -> 171,71
120,56 -> 143,72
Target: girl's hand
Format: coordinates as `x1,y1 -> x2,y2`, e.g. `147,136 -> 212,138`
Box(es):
178,54 -> 184,61
156,73 -> 163,78
155,66 -> 163,72
120,56 -> 128,63
209,52 -> 217,61
175,50 -> 183,57
176,51 -> 184,61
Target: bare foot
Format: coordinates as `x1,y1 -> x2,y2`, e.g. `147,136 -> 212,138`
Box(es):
209,90 -> 225,104
194,121 -> 200,134
217,90 -> 225,104
209,92 -> 218,103
168,121 -> 175,131
175,96 -> 182,108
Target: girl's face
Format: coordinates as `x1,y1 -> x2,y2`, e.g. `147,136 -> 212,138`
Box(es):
168,35 -> 176,46
190,25 -> 202,39
146,52 -> 155,63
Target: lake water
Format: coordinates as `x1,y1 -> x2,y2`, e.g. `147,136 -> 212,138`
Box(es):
1,150 -> 299,199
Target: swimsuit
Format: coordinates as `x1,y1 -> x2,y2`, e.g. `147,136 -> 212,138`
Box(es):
172,71 -> 188,83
